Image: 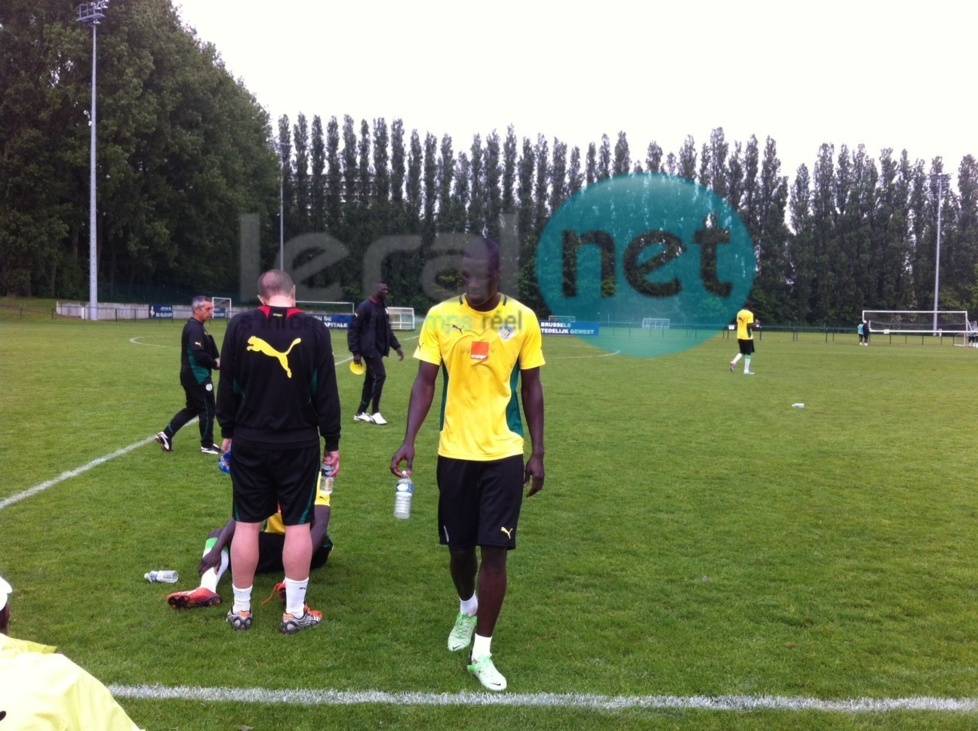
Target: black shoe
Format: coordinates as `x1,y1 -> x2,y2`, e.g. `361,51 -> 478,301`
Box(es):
200,444 -> 221,455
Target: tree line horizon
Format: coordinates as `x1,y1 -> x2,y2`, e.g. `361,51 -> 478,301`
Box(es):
3,0 -> 977,326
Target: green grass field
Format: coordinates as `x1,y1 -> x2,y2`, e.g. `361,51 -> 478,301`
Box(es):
3,314 -> 978,730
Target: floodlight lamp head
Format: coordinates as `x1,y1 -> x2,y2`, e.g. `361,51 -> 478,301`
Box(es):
77,1 -> 108,25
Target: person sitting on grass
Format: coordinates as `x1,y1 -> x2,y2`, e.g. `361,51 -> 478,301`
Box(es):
166,494 -> 332,611
0,575 -> 144,730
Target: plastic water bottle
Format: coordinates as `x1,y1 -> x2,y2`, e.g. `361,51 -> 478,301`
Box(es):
320,462 -> 335,496
394,474 -> 413,519
218,450 -> 232,474
144,570 -> 179,584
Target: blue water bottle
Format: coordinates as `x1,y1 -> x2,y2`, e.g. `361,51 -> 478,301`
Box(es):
218,450 -> 232,474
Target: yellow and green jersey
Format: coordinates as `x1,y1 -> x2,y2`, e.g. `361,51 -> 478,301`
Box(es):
416,294 -> 545,461
263,488 -> 330,535
736,308 -> 754,340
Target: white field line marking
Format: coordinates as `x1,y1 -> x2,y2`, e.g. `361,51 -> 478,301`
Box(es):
2,334 -> 425,512
107,685 -> 978,712
11,327 -> 976,714
0,436 -> 158,512
551,349 -> 620,359
129,336 -> 170,348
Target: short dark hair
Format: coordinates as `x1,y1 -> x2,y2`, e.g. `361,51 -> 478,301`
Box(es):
462,237 -> 501,271
258,270 -> 295,299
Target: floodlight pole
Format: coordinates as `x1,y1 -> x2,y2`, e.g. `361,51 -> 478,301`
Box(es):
931,173 -> 950,334
77,1 -> 108,321
279,143 -> 285,270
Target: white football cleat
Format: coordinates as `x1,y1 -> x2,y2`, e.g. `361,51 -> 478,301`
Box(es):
370,412 -> 388,425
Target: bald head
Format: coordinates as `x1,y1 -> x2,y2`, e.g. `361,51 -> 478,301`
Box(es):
258,270 -> 295,299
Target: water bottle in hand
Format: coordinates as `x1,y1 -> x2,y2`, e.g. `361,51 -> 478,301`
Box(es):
320,462 -> 335,497
394,473 -> 413,519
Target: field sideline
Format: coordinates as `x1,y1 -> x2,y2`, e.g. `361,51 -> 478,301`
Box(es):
3,318 -> 978,730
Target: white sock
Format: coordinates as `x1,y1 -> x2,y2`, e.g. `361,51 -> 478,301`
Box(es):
731,354 -> 742,365
232,584 -> 252,613
471,633 -> 492,661
460,593 -> 478,617
285,577 -> 309,616
744,357 -> 751,372
200,549 -> 228,593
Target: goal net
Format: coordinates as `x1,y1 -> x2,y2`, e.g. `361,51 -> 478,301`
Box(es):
861,310 -> 969,334
296,301 -> 355,315
642,317 -> 670,330
296,301 -> 355,329
211,297 -> 232,319
388,307 -> 416,331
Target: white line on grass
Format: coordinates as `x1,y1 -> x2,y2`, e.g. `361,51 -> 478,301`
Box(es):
15,330 -> 977,715
2,332 -> 420,512
0,437 -> 156,512
4,333 -> 421,512
129,336 -> 170,348
107,685 -> 978,713
551,349 -> 621,359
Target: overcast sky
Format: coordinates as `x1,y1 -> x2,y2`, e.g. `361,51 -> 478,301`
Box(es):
175,0 -> 974,181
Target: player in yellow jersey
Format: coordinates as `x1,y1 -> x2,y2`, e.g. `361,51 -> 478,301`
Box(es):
391,237 -> 545,692
0,575 -> 144,729
730,300 -> 759,375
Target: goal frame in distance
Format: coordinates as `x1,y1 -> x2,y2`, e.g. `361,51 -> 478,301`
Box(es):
211,297 -> 232,319
387,307 -> 416,331
861,309 -> 969,335
641,317 -> 670,330
295,301 -> 355,315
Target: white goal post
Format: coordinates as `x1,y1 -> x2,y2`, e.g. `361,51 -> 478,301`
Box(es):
641,317 -> 671,330
295,301 -> 415,330
387,307 -> 416,331
211,297 -> 232,319
295,301 -> 355,315
861,310 -> 970,335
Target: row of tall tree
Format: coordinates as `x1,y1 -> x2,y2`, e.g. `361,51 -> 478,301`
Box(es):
3,1 -> 977,325
276,114 -> 978,324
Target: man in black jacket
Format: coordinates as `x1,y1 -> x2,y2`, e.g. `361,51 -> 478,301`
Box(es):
348,282 -> 404,425
216,270 -> 341,634
156,296 -> 221,454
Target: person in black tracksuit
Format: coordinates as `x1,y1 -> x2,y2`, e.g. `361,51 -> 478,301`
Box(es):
347,282 -> 404,425
216,269 -> 341,633
156,296 -> 221,454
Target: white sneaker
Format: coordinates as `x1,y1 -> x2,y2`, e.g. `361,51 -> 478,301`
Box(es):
370,412 -> 388,425
448,612 -> 477,652
467,654 -> 507,691
353,412 -> 374,423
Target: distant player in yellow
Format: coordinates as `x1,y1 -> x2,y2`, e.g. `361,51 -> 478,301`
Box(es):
730,301 -> 758,375
391,237 -> 545,692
